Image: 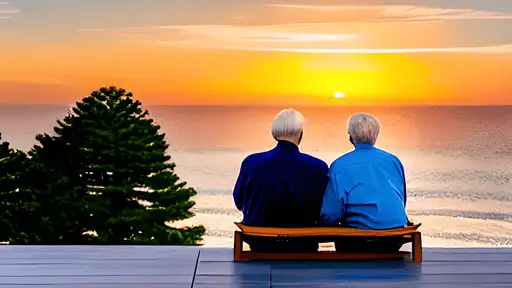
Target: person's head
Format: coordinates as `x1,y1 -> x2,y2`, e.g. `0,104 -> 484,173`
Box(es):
271,108 -> 305,146
347,113 -> 380,146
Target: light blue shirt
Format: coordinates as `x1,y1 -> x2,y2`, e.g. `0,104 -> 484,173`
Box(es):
320,143 -> 408,229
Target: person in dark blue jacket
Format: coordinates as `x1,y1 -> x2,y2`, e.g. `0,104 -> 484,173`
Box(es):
320,113 -> 409,253
233,108 -> 329,253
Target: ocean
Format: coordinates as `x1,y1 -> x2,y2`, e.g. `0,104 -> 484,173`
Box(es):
1,105 -> 511,247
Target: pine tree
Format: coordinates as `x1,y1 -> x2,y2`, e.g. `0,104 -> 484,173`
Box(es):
0,135 -> 27,243
16,134 -> 94,244
32,86 -> 204,244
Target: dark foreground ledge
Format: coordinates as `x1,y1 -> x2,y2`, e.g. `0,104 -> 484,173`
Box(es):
0,246 -> 511,287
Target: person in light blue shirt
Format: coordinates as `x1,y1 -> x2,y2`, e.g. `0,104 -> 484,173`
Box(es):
320,113 -> 409,252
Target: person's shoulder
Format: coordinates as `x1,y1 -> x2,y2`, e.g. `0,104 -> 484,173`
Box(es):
329,150 -> 357,171
374,147 -> 402,163
299,153 -> 329,171
241,151 -> 268,167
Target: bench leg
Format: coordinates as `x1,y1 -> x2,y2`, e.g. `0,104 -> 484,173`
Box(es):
412,232 -> 422,264
234,231 -> 243,262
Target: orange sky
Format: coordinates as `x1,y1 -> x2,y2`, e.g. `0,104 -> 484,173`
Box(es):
1,1 -> 512,105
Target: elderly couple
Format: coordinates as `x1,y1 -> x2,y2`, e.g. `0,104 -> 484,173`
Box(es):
233,109 -> 410,253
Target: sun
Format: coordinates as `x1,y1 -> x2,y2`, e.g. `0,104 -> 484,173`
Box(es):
334,92 -> 345,98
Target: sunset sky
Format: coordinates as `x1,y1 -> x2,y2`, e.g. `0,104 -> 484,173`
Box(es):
1,0 -> 512,106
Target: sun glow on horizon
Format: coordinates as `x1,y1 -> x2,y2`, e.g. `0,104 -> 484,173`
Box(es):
334,92 -> 345,98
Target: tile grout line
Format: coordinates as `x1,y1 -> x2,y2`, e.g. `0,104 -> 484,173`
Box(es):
269,265 -> 273,288
190,249 -> 201,288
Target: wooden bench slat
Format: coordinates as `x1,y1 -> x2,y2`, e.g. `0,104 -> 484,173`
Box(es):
235,223 -> 420,237
235,251 -> 410,261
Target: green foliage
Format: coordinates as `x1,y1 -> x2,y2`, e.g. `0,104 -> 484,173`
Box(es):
8,134 -> 94,244
0,135 -> 27,243
3,86 -> 205,244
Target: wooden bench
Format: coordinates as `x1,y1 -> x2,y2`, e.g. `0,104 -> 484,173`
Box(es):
233,222 -> 422,263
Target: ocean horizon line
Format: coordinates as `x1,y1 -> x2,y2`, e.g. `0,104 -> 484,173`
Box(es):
1,104 -> 511,108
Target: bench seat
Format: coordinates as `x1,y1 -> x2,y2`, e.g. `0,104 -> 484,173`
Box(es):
233,222 -> 422,263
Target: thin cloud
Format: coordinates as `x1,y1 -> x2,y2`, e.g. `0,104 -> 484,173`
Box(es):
0,9 -> 19,15
78,24 -> 361,46
77,23 -> 512,55
269,4 -> 379,11
268,4 -> 512,21
242,32 -> 358,43
75,3 -> 512,55
470,44 -> 512,54
76,26 -> 155,33
0,2 -> 21,19
222,44 -> 512,54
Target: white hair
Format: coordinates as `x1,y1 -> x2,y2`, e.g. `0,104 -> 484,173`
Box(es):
271,108 -> 304,141
348,113 -> 380,145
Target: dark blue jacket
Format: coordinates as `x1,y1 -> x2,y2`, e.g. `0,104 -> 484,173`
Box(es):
233,140 -> 329,227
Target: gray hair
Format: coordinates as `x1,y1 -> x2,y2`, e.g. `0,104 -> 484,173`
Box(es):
271,108 -> 304,140
348,113 -> 380,145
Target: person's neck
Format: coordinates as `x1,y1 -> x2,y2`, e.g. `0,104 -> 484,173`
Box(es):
277,137 -> 300,146
353,143 -> 375,150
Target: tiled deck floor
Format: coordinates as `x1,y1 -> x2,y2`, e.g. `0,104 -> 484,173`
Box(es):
0,246 -> 511,287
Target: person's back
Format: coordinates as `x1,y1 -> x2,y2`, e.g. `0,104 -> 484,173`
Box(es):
232,108 -> 329,252
320,113 -> 408,252
234,140 -> 329,227
323,144 -> 407,230
320,113 -> 408,230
